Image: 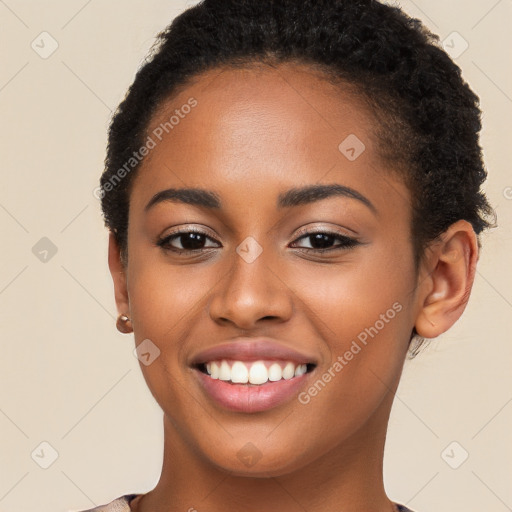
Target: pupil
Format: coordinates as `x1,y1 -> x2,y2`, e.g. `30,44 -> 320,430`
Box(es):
310,233 -> 333,249
178,233 -> 336,251
182,233 -> 205,250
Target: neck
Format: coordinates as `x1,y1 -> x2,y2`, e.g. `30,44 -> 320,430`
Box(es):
135,393 -> 396,512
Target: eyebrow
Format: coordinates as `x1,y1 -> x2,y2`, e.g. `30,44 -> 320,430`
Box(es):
144,183 -> 377,214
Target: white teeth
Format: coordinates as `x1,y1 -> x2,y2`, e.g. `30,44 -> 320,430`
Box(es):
218,360 -> 231,381
248,361 -> 268,385
203,360 -> 309,385
294,364 -> 307,377
231,361 -> 249,383
209,361 -> 219,379
268,362 -> 283,381
282,362 -> 295,380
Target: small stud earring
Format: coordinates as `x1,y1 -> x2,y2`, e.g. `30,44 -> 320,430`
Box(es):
116,314 -> 133,334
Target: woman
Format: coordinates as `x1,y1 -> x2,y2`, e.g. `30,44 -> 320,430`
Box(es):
82,0 -> 494,510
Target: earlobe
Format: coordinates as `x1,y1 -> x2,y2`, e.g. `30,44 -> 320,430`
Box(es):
414,220 -> 478,339
108,232 -> 130,318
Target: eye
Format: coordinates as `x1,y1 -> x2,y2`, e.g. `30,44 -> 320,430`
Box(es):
156,228 -> 220,254
290,230 -> 360,253
156,227 -> 360,256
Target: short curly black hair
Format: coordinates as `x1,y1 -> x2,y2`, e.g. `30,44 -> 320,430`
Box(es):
100,0 -> 494,273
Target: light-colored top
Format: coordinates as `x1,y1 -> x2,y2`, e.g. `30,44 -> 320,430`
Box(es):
73,494 -> 140,511
73,494 -> 415,511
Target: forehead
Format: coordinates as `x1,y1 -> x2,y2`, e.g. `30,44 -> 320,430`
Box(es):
144,63 -> 371,170
130,63 -> 410,218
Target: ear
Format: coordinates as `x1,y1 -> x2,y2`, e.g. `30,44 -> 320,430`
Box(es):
108,232 -> 130,316
414,220 -> 479,339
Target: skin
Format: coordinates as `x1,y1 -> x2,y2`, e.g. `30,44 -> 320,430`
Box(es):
108,62 -> 478,512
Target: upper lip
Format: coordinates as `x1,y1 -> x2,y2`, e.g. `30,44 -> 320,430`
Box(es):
189,337 -> 319,367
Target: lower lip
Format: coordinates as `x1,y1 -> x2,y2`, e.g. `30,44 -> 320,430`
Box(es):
193,368 -> 313,413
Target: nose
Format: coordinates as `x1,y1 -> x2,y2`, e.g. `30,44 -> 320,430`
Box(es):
208,245 -> 293,330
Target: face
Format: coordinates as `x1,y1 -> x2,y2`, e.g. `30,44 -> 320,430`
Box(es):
118,63 -> 422,476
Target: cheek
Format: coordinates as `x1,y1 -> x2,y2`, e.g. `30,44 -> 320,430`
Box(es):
289,240 -> 415,345
127,253 -> 206,336
290,272 -> 413,452
125,260 -> 203,418
288,243 -> 415,406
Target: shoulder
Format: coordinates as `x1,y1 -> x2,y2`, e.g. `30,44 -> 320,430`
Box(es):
69,494 -> 141,512
395,504 -> 416,512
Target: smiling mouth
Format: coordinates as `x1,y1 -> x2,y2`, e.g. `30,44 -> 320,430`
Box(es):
194,360 -> 317,386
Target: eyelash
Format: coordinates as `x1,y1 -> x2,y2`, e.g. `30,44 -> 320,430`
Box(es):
156,227 -> 360,255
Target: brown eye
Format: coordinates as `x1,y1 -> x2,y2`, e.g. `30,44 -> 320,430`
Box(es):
291,231 -> 359,252
157,229 -> 220,254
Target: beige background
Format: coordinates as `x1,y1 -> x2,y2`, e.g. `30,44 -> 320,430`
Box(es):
0,1 -> 511,511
